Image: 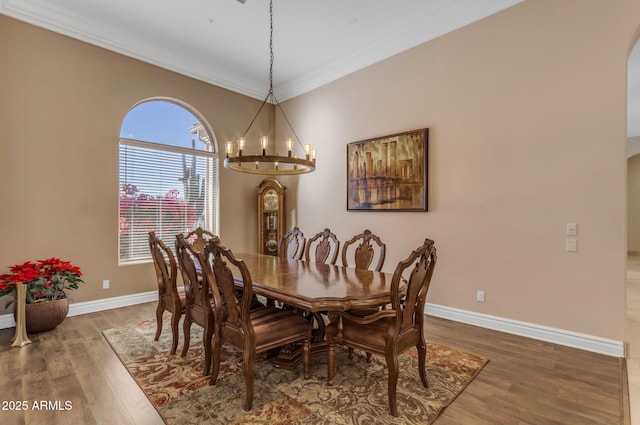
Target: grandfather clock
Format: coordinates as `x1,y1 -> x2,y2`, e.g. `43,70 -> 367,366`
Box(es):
257,178 -> 286,256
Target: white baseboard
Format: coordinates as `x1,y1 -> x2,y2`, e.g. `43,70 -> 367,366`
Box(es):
425,303 -> 625,358
0,294 -> 624,357
0,291 -> 157,330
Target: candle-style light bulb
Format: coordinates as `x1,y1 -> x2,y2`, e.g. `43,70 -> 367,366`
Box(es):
275,161 -> 279,170
255,161 -> 259,169
225,141 -> 233,158
238,138 -> 245,156
286,138 -> 293,157
261,136 -> 268,155
304,143 -> 311,160
311,147 -> 317,164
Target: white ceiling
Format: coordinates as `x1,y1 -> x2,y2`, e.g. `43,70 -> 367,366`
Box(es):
1,0 -> 638,137
1,0 -> 524,100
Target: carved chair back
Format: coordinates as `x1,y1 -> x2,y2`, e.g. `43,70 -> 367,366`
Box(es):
391,238 -> 437,333
304,228 -> 340,265
175,234 -> 219,374
341,229 -> 386,271
206,239 -> 252,338
148,231 -> 184,354
176,234 -> 212,315
149,231 -> 179,303
182,227 -> 219,255
278,227 -> 306,260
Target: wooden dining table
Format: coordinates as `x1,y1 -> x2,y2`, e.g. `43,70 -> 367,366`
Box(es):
236,252 -> 396,312
232,252 -> 400,369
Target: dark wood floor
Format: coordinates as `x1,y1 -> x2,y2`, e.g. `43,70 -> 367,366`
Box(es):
0,302 -> 629,425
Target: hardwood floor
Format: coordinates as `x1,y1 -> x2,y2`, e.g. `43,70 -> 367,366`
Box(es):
427,319 -> 627,425
0,302 -> 628,425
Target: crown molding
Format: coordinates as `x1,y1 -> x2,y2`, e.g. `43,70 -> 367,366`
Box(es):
0,0 -> 267,99
2,0 -> 524,101
277,0 -> 526,100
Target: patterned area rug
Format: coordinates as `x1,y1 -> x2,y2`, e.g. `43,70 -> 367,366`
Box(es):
103,318 -> 487,425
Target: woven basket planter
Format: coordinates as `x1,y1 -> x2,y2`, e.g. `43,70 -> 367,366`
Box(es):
15,297 -> 70,333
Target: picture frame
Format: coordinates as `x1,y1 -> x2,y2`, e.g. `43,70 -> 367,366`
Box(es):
347,128 -> 428,211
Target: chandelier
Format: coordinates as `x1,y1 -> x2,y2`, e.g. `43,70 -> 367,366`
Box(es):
224,0 -> 316,175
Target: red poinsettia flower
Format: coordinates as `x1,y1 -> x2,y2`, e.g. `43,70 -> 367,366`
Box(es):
10,261 -> 38,273
0,258 -> 86,304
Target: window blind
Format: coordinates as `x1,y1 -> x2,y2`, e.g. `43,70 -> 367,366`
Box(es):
118,138 -> 219,264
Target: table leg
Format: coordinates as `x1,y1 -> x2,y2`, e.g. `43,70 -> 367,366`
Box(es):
271,311 -> 328,370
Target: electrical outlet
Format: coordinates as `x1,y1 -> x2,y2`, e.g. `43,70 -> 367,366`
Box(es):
476,290 -> 485,302
102,279 -> 110,290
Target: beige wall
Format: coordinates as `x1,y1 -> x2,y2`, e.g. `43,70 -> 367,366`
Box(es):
1,0 -> 639,342
282,0 -> 640,340
0,15 -> 267,311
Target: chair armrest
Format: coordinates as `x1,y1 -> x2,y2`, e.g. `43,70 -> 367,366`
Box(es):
340,309 -> 397,325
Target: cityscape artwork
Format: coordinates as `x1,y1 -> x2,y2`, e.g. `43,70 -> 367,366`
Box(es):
347,128 -> 428,211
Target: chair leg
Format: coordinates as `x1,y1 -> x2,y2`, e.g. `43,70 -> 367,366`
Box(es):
302,338 -> 310,379
154,305 -> 163,341
209,334 -> 221,385
170,312 -> 180,355
385,349 -> 400,417
181,313 -> 192,357
243,349 -> 256,411
348,347 -> 354,359
203,325 -> 214,376
417,342 -> 429,388
327,342 -> 335,386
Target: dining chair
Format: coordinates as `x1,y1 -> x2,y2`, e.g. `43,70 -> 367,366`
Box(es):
175,234 -> 217,376
304,228 -> 340,265
148,231 -> 185,355
301,228 -> 340,340
340,229 -> 387,360
326,238 -> 437,417
204,238 -> 312,411
278,226 -> 306,260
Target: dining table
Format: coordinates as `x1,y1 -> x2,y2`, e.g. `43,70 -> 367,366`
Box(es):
232,252 -> 401,369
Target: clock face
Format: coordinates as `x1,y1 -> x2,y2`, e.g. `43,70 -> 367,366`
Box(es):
263,190 -> 279,210
265,239 -> 278,253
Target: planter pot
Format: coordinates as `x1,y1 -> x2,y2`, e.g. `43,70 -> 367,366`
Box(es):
14,298 -> 70,333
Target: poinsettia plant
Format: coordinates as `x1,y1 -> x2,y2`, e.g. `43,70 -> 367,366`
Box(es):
0,258 -> 85,305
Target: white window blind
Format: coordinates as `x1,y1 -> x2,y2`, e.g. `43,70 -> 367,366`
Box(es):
119,138 -> 219,264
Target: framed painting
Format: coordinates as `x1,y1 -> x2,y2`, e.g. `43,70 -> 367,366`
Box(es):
347,128 -> 428,211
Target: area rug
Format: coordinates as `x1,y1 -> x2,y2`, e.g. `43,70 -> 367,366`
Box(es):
103,318 -> 487,425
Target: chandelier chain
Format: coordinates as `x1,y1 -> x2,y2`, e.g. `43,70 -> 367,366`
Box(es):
228,0 -> 315,175
269,0 -> 274,95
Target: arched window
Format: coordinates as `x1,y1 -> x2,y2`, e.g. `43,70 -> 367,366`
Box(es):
118,99 -> 219,264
